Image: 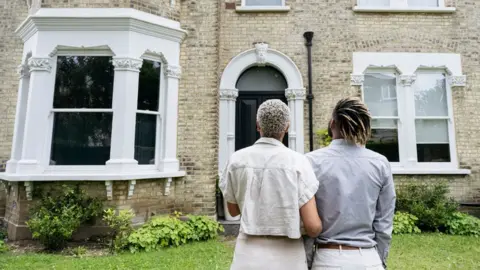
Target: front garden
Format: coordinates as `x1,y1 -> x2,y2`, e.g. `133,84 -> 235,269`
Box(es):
0,173 -> 479,269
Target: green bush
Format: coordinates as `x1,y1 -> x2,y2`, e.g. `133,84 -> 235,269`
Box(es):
186,215 -> 224,241
103,208 -> 135,253
393,212 -> 421,235
396,182 -> 458,232
26,185 -> 103,250
316,129 -> 332,147
127,215 -> 224,253
445,212 -> 480,237
0,240 -> 9,253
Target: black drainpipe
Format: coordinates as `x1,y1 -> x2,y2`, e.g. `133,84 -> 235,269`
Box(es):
303,31 -> 314,152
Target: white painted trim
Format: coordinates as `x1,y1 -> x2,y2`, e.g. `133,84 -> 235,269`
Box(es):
236,6 -> 290,12
5,8 -> 186,182
353,6 -> 455,13
15,8 -> 187,43
0,170 -> 186,181
392,168 -> 471,175
218,44 -> 305,221
353,52 -> 466,172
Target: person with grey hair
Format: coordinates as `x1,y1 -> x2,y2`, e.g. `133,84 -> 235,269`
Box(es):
220,99 -> 322,270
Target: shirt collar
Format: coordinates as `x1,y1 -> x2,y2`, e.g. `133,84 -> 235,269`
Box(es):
255,137 -> 286,147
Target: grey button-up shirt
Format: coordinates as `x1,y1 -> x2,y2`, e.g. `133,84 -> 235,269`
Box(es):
305,139 -> 396,266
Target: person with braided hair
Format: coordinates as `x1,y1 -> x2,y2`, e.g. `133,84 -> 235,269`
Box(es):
305,97 -> 396,270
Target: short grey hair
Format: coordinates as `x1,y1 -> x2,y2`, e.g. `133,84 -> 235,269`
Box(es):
256,99 -> 290,138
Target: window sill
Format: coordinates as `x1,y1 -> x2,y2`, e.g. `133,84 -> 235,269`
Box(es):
392,168 -> 471,175
0,170 -> 186,181
236,6 -> 291,13
353,6 -> 456,13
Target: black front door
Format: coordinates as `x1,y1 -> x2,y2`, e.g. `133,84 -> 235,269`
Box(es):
235,91 -> 288,151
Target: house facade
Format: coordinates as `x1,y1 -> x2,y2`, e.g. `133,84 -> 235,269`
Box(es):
0,0 -> 479,239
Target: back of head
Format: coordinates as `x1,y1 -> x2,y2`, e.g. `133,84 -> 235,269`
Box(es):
256,99 -> 290,140
332,97 -> 372,145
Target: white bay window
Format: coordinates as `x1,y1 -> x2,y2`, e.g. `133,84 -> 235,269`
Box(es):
355,0 -> 455,13
352,52 -> 469,175
0,8 -> 187,199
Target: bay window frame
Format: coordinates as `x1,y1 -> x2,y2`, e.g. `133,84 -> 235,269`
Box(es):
352,52 -> 469,175
354,0 -> 456,13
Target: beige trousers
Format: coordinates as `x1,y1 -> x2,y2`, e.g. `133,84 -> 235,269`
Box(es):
311,247 -> 384,270
230,233 -> 308,270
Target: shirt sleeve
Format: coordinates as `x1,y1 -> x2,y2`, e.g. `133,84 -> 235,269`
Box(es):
298,156 -> 320,208
219,160 -> 237,204
373,161 -> 396,268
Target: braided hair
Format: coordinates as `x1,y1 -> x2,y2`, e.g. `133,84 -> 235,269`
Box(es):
332,97 -> 372,145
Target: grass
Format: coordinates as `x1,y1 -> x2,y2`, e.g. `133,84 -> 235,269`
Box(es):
0,234 -> 478,270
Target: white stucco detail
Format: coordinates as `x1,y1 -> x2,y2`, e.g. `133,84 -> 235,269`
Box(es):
0,8 -> 187,186
218,45 -> 305,219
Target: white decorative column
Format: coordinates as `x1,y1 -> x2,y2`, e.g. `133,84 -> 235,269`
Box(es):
285,89 -> 306,153
400,74 -> 417,167
218,88 -> 239,221
107,57 -> 143,172
6,64 -> 31,173
161,65 -> 182,172
17,57 -> 54,174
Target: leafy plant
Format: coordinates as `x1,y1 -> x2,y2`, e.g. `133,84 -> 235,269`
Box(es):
127,214 -> 224,253
103,208 -> 135,253
396,182 -> 458,232
393,212 -> 421,234
445,212 -> 480,237
26,185 -> 103,250
186,215 -> 224,241
0,227 -> 7,240
316,129 -> 332,148
128,216 -> 193,253
0,240 -> 9,253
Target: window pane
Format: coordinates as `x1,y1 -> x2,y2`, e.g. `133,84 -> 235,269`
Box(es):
50,113 -> 112,165
134,114 -> 157,165
245,0 -> 282,6
364,73 -> 398,117
416,119 -> 450,162
357,0 -> 390,6
367,120 -> 399,162
408,0 -> 438,7
414,73 -> 448,117
138,60 -> 161,111
236,66 -> 287,91
54,56 -> 114,109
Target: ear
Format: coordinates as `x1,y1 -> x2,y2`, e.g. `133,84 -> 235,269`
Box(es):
256,121 -> 261,132
285,122 -> 290,133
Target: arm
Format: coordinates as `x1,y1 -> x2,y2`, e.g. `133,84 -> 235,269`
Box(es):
219,161 -> 241,217
300,197 -> 322,237
373,162 -> 396,268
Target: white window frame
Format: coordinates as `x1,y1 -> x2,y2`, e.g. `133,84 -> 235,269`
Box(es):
352,52 -> 470,175
0,8 -> 188,199
237,0 -> 290,12
354,0 -> 455,13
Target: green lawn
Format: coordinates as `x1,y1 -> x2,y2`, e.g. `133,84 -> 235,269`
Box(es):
0,234 -> 478,270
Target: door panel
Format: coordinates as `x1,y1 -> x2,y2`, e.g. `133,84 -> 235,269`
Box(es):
235,91 -> 288,151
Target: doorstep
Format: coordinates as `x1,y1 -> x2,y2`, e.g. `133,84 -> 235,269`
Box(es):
218,219 -> 240,236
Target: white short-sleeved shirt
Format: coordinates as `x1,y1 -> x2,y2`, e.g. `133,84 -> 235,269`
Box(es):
220,137 -> 319,239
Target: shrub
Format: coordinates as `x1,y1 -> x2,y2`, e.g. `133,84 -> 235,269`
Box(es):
66,246 -> 87,258
396,182 -> 458,232
187,215 -> 224,241
26,185 -> 103,250
393,212 -> 421,235
128,216 -> 193,253
316,129 -> 332,148
127,214 -> 224,253
103,208 -> 135,253
445,212 -> 480,237
0,240 -> 8,253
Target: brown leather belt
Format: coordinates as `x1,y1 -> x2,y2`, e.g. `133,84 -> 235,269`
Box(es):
316,243 -> 361,250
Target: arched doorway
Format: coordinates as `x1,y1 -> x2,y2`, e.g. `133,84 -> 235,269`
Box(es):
235,66 -> 289,150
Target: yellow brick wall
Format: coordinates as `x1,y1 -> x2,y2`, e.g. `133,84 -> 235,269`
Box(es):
219,0 -> 479,202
